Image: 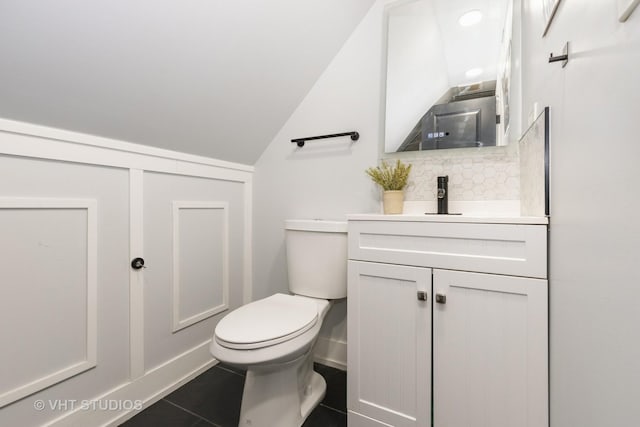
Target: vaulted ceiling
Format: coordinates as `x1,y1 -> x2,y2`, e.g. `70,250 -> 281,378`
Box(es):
0,0 -> 376,164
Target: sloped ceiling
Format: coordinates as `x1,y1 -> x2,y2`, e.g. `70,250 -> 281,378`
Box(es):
0,0 -> 376,164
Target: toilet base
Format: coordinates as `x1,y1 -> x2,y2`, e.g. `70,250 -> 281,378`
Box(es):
238,352 -> 326,427
299,371 -> 326,423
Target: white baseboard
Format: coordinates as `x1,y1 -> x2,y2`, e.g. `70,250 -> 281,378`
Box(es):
313,337 -> 347,371
46,340 -> 217,427
44,336 -> 342,426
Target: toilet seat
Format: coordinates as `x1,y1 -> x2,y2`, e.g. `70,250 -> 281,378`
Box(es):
215,294 -> 320,350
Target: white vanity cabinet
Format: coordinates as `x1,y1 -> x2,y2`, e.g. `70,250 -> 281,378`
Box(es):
347,216 -> 549,427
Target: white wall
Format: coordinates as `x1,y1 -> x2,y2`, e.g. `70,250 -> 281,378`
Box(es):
520,1 -> 640,426
253,1 -> 392,368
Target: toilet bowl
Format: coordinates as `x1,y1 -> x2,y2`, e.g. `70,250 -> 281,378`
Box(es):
209,219 -> 347,427
210,294 -> 332,426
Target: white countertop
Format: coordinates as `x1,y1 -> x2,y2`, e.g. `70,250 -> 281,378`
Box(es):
346,200 -> 548,225
346,213 -> 548,225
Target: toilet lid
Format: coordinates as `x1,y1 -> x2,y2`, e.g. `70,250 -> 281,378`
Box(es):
215,294 -> 319,350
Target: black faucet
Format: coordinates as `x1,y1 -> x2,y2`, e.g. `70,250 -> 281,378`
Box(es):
437,176 -> 448,214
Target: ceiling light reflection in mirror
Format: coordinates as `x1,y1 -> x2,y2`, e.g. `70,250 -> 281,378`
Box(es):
458,9 -> 483,26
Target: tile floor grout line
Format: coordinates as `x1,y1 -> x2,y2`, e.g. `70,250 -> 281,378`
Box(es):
214,364 -> 246,378
162,398 -> 223,427
319,403 -> 347,415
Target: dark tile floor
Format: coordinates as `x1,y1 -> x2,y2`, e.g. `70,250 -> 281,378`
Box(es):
119,363 -> 346,427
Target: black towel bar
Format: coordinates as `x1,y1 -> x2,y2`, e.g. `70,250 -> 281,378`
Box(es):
291,131 -> 359,147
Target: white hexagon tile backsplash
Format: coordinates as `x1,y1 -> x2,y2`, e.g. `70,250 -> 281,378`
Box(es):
401,143 -> 520,201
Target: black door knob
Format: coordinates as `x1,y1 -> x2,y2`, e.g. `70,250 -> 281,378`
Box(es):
131,257 -> 146,270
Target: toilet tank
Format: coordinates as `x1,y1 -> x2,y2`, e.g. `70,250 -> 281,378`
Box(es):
285,220 -> 347,299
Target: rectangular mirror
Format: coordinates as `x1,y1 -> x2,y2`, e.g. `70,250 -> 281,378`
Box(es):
383,0 -> 520,153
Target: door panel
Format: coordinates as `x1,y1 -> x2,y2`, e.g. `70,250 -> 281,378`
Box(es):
348,261 -> 431,427
143,172 -> 244,370
0,156 -> 129,425
433,269 -> 548,427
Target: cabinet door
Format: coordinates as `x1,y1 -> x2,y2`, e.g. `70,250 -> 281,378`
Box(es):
348,261 -> 431,427
433,269 -> 548,427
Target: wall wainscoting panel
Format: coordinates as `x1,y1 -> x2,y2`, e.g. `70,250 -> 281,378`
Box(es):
142,172 -> 246,372
172,201 -> 229,332
0,198 -> 97,408
0,118 -> 252,427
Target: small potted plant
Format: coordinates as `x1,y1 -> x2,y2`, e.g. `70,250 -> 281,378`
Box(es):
365,159 -> 412,214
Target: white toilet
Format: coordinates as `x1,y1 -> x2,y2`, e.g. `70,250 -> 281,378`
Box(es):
210,219 -> 347,427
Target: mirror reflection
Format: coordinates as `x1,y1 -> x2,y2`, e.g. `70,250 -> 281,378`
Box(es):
384,0 -> 517,153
